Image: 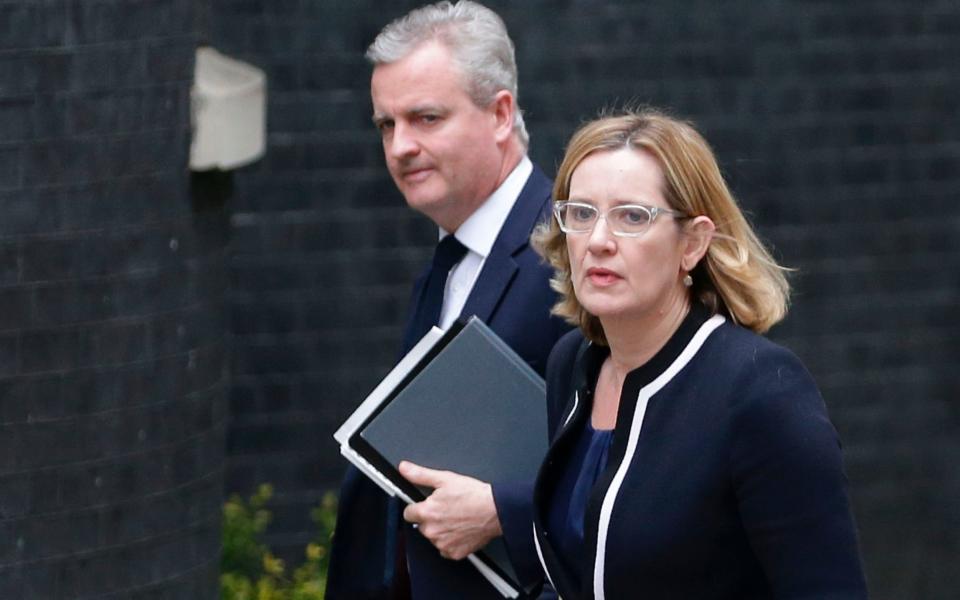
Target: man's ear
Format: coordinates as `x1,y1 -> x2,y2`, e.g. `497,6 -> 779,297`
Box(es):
680,216 -> 716,272
490,90 -> 516,144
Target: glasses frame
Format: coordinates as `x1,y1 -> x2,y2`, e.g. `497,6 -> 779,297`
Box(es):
553,200 -> 685,238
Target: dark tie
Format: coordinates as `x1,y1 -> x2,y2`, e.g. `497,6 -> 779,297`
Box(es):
390,234 -> 468,598
409,234 -> 469,345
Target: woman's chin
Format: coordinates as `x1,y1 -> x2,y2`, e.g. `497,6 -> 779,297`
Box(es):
582,300 -> 632,321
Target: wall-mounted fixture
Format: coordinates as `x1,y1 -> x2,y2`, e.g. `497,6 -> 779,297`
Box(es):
190,47 -> 266,171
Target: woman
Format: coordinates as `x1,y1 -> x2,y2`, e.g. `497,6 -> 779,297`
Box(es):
530,109 -> 867,599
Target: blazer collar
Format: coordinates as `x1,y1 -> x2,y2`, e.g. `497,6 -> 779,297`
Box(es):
460,164 -> 552,323
570,302 -> 714,394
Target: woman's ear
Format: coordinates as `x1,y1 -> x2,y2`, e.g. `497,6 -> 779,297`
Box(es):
680,216 -> 716,272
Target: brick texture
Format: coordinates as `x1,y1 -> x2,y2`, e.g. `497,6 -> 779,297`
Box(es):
0,1 -> 225,598
206,2 -> 960,597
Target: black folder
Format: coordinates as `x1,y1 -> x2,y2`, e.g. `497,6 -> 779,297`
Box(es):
334,316 -> 547,598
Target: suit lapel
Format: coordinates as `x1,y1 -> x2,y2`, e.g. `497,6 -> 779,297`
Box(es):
460,165 -> 552,323
400,269 -> 430,354
460,249 -> 518,324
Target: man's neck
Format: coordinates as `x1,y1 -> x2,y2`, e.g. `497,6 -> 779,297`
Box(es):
493,138 -> 526,194
440,137 -> 526,233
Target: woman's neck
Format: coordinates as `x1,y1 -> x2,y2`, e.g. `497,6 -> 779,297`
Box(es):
600,293 -> 691,382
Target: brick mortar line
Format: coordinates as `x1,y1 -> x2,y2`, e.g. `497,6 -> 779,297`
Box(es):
79,556 -> 221,600
230,330 -> 399,347
230,205 -> 414,225
0,299 -> 223,339
0,248 -> 229,291
778,324 -> 960,346
5,336 -> 226,380
1,465 -> 224,527
226,410 -> 340,427
0,212 -> 220,245
226,448 -> 341,466
0,124 -> 193,148
0,33 -> 201,58
229,248 -> 430,264
227,282 -> 409,302
229,358 -> 397,384
0,513 -> 222,572
0,166 -> 190,199
0,420 -> 228,480
1,375 -> 229,427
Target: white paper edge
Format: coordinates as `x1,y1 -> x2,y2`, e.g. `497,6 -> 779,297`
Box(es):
333,326 -> 446,446
332,321 -> 519,598
467,554 -> 520,598
339,445 -> 517,597
338,445 -> 414,503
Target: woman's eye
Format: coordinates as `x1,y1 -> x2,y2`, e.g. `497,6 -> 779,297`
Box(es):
621,209 -> 649,224
571,207 -> 595,221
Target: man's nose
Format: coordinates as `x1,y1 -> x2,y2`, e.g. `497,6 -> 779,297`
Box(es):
388,122 -> 419,160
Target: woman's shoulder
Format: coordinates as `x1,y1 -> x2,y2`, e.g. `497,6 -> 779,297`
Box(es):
706,319 -> 805,372
546,328 -> 587,373
544,329 -> 588,400
702,320 -> 825,419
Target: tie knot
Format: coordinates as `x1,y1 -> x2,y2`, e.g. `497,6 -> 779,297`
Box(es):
433,235 -> 468,271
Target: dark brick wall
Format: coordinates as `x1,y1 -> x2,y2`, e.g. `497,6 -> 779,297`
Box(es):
208,0 -> 430,558
209,1 -> 959,597
0,1 -> 226,598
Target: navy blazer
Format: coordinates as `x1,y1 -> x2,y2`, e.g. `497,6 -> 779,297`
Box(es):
327,164 -> 570,600
532,307 -> 868,600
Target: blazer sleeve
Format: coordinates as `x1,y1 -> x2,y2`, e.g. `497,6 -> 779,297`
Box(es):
727,344 -> 868,599
491,329 -> 585,591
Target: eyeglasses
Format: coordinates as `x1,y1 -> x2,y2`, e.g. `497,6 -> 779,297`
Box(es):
553,201 -> 685,238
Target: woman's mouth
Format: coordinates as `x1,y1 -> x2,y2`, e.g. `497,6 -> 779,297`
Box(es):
586,267 -> 622,286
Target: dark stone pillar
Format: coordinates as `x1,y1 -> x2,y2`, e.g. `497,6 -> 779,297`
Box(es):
0,1 -> 225,597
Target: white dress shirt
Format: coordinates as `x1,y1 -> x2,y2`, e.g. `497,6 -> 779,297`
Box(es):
437,156 -> 534,330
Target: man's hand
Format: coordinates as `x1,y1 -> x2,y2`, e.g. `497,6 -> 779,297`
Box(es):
399,461 -> 503,560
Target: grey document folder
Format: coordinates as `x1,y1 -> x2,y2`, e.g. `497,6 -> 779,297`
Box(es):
333,316 -> 547,599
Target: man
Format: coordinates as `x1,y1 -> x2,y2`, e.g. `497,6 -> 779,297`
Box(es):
326,2 -> 568,599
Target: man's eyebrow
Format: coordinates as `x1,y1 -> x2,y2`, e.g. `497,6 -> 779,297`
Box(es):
407,105 -> 444,116
372,105 -> 446,126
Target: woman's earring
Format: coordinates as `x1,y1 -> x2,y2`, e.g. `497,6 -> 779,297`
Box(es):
682,273 -> 693,287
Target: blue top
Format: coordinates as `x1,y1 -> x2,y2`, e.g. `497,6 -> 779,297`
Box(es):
546,419 -> 614,588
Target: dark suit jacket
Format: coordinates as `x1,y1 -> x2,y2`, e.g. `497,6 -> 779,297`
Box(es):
327,164 -> 570,600
531,307 -> 868,600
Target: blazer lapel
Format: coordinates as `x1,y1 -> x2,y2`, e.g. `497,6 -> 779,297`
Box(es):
460,164 -> 552,323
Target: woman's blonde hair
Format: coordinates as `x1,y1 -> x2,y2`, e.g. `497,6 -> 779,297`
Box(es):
532,108 -> 790,344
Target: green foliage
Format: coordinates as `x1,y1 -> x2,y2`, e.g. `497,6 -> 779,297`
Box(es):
221,484 -> 338,600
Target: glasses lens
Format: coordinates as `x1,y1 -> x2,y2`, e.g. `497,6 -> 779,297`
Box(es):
609,205 -> 652,235
559,203 -> 597,232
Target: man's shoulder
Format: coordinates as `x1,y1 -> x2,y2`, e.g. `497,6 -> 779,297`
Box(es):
520,162 -> 553,205
494,162 -> 553,252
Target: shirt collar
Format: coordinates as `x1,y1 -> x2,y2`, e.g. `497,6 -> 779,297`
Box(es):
439,156 -> 533,258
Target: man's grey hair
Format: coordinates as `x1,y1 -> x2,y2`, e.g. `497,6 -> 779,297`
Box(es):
367,0 -> 529,148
